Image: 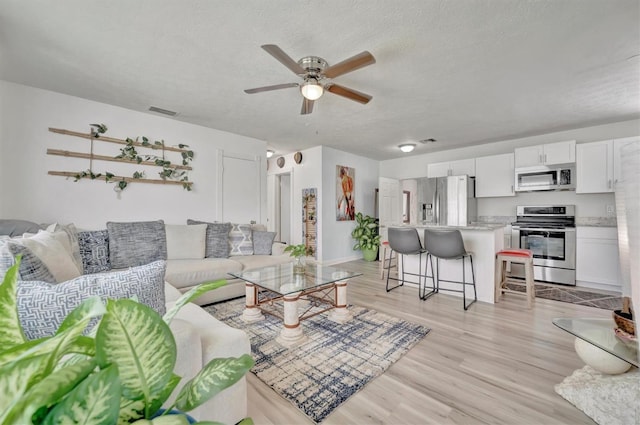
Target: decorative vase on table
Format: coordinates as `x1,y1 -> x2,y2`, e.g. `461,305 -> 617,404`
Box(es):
293,256 -> 306,274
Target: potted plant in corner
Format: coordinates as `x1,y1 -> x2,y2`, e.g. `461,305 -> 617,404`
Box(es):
351,212 -> 381,262
284,244 -> 314,274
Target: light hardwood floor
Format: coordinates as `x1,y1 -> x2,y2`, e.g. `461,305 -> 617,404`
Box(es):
246,259 -> 611,425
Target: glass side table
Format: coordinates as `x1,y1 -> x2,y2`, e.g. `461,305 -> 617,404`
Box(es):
553,318 -> 638,374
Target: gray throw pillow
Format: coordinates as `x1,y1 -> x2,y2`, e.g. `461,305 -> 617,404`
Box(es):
107,220 -> 167,268
78,230 -> 111,274
187,220 -> 232,258
0,219 -> 42,237
0,238 -> 56,283
253,231 -> 276,255
17,260 -> 167,340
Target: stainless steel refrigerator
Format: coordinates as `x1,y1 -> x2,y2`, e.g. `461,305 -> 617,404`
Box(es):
418,175 -> 477,226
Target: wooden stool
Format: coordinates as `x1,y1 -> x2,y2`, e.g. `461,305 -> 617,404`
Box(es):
495,249 -> 535,308
379,241 -> 397,279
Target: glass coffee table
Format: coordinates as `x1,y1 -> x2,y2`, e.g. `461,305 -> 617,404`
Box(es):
553,318 -> 638,374
230,263 -> 361,347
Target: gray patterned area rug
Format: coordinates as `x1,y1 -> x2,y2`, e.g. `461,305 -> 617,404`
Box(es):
504,281 -> 623,310
204,298 -> 430,423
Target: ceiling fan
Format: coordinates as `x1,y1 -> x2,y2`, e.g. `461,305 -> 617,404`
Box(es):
244,44 -> 376,115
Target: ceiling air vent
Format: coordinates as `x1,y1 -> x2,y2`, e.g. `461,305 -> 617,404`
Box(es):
148,106 -> 178,116
419,138 -> 437,144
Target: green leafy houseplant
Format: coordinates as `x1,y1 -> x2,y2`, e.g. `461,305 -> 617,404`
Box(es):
0,258 -> 254,425
284,244 -> 314,274
351,212 -> 381,262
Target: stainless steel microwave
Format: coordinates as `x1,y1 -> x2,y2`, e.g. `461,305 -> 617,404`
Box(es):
515,166 -> 575,192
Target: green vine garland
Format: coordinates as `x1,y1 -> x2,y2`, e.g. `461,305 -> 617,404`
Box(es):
74,123 -> 194,191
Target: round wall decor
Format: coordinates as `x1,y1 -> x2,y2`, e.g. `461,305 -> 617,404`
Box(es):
294,152 -> 303,164
276,156 -> 285,168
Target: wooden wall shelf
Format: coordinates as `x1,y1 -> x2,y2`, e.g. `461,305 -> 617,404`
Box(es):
48,127 -> 190,153
46,148 -> 192,170
48,171 -> 191,187
47,125 -> 195,191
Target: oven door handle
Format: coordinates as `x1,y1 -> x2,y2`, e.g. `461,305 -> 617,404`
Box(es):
512,227 -> 575,232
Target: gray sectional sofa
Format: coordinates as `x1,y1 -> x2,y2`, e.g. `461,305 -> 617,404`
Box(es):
0,218 -> 292,424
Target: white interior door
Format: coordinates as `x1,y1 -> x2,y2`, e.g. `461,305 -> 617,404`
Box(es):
378,177 -> 402,242
222,154 -> 260,223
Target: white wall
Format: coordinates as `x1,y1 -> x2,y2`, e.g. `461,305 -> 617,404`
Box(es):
380,119 -> 640,220
267,146 -> 323,254
322,147 -> 379,264
0,80 -> 267,228
267,146 -> 378,264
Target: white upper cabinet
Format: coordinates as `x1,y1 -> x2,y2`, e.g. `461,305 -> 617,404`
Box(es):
613,136 -> 640,187
514,140 -> 576,168
576,136 -> 639,194
475,153 -> 515,198
576,140 -> 613,193
427,158 -> 475,178
426,162 -> 451,178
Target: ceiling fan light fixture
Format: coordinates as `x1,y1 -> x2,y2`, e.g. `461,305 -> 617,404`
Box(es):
266,149 -> 275,158
399,143 -> 416,153
300,79 -> 324,100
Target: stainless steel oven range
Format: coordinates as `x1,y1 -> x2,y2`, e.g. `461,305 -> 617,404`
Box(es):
511,205 -> 576,285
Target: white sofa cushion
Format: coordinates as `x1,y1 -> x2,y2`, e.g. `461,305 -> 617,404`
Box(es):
169,301 -> 250,424
165,224 -> 207,260
231,253 -> 291,270
165,258 -> 243,290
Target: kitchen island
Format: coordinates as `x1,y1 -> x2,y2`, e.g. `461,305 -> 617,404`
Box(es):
383,223 -> 504,304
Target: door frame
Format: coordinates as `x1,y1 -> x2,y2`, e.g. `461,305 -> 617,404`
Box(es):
267,167 -> 294,242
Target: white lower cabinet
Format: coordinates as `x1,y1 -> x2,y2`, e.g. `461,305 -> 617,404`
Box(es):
576,227 -> 621,292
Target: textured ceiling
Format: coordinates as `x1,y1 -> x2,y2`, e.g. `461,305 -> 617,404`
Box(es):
1,0 -> 639,160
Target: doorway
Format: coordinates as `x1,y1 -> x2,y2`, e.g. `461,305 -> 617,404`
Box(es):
278,173 -> 291,244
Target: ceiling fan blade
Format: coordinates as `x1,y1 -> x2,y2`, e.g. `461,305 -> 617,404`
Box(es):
301,98 -> 315,115
326,84 -> 372,104
261,44 -> 306,75
323,51 -> 375,79
244,83 -> 298,94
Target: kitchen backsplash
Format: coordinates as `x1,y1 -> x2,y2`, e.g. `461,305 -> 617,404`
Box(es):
477,216 -> 516,225
575,217 -> 617,227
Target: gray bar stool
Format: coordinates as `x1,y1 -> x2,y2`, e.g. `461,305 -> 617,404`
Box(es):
423,229 -> 477,310
385,227 -> 436,299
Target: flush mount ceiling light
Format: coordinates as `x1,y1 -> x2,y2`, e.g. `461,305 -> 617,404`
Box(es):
300,78 -> 324,100
399,143 -> 416,153
266,149 -> 275,158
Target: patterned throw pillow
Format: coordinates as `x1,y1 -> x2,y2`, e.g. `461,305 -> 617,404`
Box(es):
252,231 -> 276,255
0,238 -> 56,283
187,219 -> 232,258
228,224 -> 253,256
78,230 -> 111,274
17,260 -> 167,340
107,220 -> 167,268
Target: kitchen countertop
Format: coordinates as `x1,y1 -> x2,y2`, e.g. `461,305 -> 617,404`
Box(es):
386,223 -> 504,231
